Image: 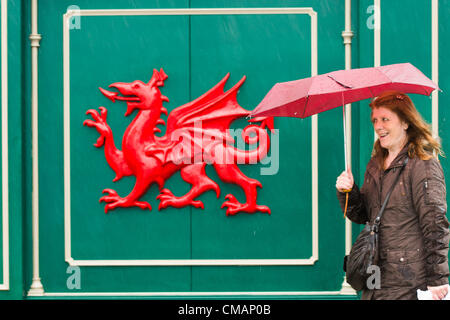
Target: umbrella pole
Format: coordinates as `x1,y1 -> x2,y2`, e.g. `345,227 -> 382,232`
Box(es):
342,104 -> 351,218
343,104 -> 348,171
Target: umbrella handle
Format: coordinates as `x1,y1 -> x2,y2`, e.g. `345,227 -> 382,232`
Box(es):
342,100 -> 352,218
343,104 -> 348,171
343,192 -> 349,218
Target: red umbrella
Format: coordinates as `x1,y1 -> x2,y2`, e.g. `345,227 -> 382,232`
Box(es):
251,62 -> 439,119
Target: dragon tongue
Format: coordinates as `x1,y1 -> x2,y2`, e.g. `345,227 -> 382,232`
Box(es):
124,103 -> 137,116
99,87 -> 118,103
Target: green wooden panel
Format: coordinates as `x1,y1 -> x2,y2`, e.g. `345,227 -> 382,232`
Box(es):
35,0 -> 194,294
189,0 -> 347,293
31,0 -> 351,296
190,13 -> 312,259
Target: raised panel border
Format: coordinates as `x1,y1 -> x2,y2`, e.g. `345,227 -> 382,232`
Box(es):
62,7 -> 319,268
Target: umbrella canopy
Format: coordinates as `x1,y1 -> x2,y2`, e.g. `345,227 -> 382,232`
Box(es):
251,62 -> 440,118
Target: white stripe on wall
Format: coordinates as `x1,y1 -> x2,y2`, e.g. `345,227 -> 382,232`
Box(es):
432,0 -> 439,138
373,0 -> 380,143
0,0 -> 9,291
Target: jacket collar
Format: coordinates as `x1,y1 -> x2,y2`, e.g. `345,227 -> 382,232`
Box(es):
367,143 -> 410,179
386,143 -> 410,169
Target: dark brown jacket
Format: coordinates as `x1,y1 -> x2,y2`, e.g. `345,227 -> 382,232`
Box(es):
338,146 -> 450,300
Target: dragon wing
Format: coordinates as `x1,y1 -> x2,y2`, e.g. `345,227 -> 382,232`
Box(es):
150,74 -> 250,163
165,74 -> 249,135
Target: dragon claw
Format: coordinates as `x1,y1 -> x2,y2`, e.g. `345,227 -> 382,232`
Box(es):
256,205 -> 271,215
86,109 -> 101,121
157,189 -> 204,210
221,201 -> 239,209
102,188 -> 118,196
99,106 -> 108,119
221,193 -> 270,216
133,201 -> 152,211
213,184 -> 220,198
191,200 -> 204,209
159,188 -> 174,196
99,189 -> 151,213
99,189 -> 119,204
224,194 -> 238,202
84,107 -> 111,145
94,135 -> 105,148
156,119 -> 166,126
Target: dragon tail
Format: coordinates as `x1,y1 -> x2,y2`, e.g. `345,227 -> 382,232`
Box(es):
227,121 -> 273,164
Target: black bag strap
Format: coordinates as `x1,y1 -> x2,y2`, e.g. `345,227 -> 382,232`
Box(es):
373,157 -> 409,231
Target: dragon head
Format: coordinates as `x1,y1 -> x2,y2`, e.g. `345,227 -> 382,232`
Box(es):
99,68 -> 169,116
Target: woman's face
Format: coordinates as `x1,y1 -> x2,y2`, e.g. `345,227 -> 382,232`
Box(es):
371,106 -> 409,153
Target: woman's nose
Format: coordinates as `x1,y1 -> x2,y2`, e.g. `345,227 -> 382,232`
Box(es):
373,122 -> 382,130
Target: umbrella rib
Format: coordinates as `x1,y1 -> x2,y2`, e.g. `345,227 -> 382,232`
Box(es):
421,86 -> 429,96
301,95 -> 310,118
327,75 -> 353,89
368,87 -> 375,99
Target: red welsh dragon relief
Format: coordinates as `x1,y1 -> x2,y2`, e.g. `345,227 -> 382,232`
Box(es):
84,69 -> 274,215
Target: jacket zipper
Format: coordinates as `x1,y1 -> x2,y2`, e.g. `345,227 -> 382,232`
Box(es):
379,175 -> 382,209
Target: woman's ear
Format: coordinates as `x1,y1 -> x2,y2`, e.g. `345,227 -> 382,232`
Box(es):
403,122 -> 409,131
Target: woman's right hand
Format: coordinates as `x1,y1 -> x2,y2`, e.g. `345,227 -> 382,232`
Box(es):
336,170 -> 354,193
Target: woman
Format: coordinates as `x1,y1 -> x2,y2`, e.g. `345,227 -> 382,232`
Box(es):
336,90 -> 450,300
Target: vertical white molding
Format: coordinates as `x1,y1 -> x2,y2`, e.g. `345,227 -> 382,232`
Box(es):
28,0 -> 44,296
374,0 -> 381,68
310,10 -> 319,264
0,0 -> 9,291
340,0 -> 356,295
63,11 -> 72,268
373,0 -> 381,143
431,0 -> 439,138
